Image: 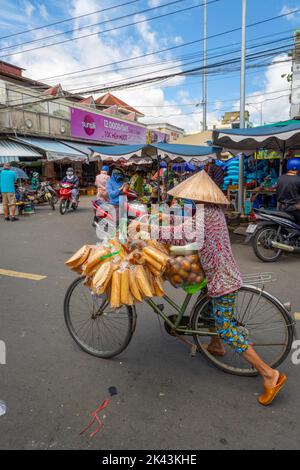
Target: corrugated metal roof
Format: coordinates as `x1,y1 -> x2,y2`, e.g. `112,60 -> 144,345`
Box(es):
11,137 -> 87,161
0,140 -> 42,163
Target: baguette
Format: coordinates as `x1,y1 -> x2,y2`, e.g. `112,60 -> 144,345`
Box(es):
120,269 -> 130,305
129,268 -> 143,302
65,244 -> 93,268
135,265 -> 153,298
110,271 -> 121,308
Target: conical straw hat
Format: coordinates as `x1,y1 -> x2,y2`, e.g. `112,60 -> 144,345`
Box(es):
168,170 -> 229,205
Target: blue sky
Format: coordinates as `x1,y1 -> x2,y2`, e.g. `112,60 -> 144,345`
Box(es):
0,0 -> 299,131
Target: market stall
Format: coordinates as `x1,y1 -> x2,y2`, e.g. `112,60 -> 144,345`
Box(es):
212,120 -> 300,214
89,143 -> 219,202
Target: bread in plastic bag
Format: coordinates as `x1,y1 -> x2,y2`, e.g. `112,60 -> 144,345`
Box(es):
110,270 -> 121,308
92,261 -> 114,295
65,245 -> 93,269
129,267 -> 143,302
135,265 -> 153,298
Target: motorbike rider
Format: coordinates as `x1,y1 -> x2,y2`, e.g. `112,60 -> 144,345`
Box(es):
106,167 -> 129,223
61,168 -> 79,204
31,172 -> 40,191
277,158 -> 300,225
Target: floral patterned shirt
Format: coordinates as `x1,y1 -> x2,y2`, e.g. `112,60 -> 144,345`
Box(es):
158,205 -> 243,297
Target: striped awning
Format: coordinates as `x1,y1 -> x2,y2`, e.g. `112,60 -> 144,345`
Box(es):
11,137 -> 87,161
0,139 -> 42,163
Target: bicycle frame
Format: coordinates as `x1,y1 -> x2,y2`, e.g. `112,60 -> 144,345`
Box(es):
145,292 -> 219,337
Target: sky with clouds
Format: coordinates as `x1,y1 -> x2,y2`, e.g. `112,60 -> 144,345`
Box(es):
0,0 -> 299,132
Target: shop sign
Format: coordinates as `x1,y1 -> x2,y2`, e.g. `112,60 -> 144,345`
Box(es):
71,108 -> 169,144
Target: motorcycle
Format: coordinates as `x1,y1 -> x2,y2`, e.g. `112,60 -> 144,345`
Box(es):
245,207 -> 300,262
27,182 -> 58,209
59,183 -> 79,215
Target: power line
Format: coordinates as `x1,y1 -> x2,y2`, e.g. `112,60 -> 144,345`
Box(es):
38,33 -> 294,87
2,3 -> 299,60
0,0 -> 219,59
37,27 -> 294,83
0,0 -> 191,53
0,0 -> 142,40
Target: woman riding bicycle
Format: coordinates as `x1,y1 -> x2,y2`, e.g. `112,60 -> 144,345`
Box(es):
146,171 -> 287,406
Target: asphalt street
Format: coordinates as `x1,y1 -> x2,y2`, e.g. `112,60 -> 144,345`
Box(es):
0,198 -> 300,450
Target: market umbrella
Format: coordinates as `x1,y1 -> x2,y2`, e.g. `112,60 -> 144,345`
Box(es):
89,143 -> 219,163
212,120 -> 300,152
212,120 -> 300,213
0,167 -> 29,179
89,143 -> 220,202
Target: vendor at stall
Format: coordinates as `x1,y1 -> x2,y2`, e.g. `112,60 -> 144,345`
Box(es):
277,158 -> 300,224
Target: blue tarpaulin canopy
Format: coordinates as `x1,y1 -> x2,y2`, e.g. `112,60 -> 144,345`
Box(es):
212,120 -> 300,152
89,143 -> 219,163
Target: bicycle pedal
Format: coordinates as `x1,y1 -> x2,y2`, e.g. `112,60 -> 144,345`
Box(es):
156,304 -> 165,312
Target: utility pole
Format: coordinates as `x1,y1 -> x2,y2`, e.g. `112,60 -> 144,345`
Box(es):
238,0 -> 246,214
202,0 -> 207,131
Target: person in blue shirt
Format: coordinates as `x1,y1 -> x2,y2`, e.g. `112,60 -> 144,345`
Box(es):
106,168 -> 129,224
0,162 -> 18,221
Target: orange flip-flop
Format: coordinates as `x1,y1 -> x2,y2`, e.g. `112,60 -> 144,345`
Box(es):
258,373 -> 287,406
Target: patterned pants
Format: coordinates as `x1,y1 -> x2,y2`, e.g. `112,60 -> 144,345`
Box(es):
209,292 -> 249,354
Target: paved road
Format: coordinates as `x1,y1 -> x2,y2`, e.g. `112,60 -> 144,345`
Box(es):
0,199 -> 299,450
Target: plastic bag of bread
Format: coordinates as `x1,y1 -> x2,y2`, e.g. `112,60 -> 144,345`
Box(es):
119,264 -> 131,306
135,265 -> 153,298
165,253 -> 204,288
142,246 -> 169,273
128,266 -> 143,302
147,239 -> 170,256
110,270 -> 121,308
65,245 -> 94,271
82,246 -> 108,276
92,261 -> 113,294
152,275 -> 165,297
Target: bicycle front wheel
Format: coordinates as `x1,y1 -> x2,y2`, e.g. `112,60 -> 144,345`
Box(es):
64,277 -> 137,358
190,285 -> 293,376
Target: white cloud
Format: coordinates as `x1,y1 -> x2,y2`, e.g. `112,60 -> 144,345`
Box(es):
148,0 -> 161,7
23,1 -> 35,17
244,54 -> 292,125
38,4 -> 49,20
280,5 -> 297,20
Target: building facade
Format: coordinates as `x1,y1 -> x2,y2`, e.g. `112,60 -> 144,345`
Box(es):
146,122 -> 184,142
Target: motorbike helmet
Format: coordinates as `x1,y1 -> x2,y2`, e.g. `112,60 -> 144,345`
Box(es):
32,172 -> 39,178
66,167 -> 74,178
287,158 -> 300,171
102,165 -> 109,172
112,167 -> 125,182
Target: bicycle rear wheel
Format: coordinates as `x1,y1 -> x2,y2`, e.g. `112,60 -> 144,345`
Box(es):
190,285 -> 293,376
64,277 -> 136,358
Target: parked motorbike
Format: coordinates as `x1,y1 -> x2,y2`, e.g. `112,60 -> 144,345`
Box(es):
27,182 -> 58,209
245,208 -> 300,262
59,183 -> 79,215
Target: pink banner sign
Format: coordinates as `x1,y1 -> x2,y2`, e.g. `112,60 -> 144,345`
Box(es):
70,108 -> 169,145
